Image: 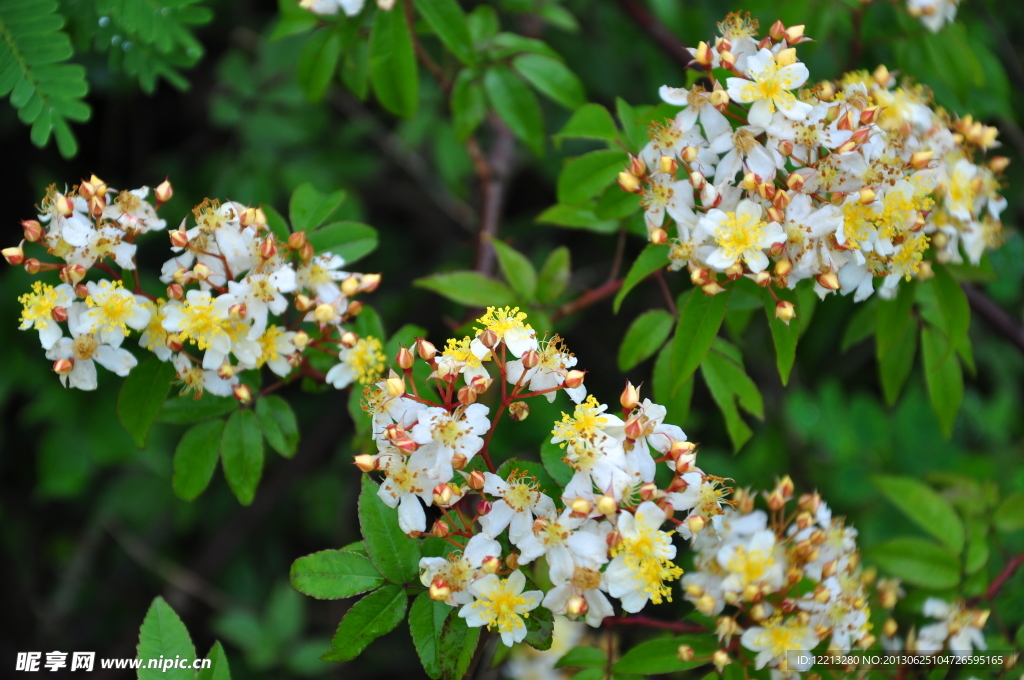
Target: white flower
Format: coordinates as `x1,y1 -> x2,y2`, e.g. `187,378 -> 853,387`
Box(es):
63,225 -> 137,270
300,0 -> 365,17
727,49 -> 812,128
377,448 -> 441,533
479,472 -> 556,544
325,336 -> 386,389
297,253 -> 349,303
459,570 -> 542,646
640,173 -> 697,234
717,528 -> 785,599
551,397 -> 631,501
80,280 -> 151,344
505,335 -> 585,403
471,306 -> 538,359
740,615 -> 819,670
907,0 -> 959,32
659,84 -> 732,141
409,404 -> 490,480
227,266 -> 297,340
101,187 -> 166,233
697,199 -> 784,273
916,599 -> 987,656
18,281 -> 75,350
709,126 -> 778,184
419,533 -> 502,606
604,501 -> 682,612
172,352 -> 236,398
161,289 -> 235,368
45,303 -> 138,390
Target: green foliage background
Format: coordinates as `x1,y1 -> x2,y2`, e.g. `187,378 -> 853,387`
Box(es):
2,0 -> 1024,676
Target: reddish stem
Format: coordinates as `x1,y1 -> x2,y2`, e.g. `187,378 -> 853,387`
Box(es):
605,615 -> 705,634
552,280 -> 623,322
977,553 -> 1024,603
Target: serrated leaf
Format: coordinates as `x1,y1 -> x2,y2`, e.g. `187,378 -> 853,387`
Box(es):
118,357 -> 176,448
653,343 -> 692,428
359,476 -> 422,583
370,5 -> 418,117
256,396 -> 299,458
523,598 -> 554,650
196,641 -> 232,680
921,324 -> 963,439
296,27 -> 342,102
613,244 -> 669,313
414,0 -> 475,65
671,288 -> 731,393
306,221 -> 378,265
137,597 -> 195,680
556,149 -> 628,205
555,103 -> 618,141
451,69 -> 486,141
555,646 -> 606,669
865,537 -> 961,589
618,309 -> 674,372
484,65 -> 544,156
221,409 -> 264,506
172,419 -> 226,502
321,585 -> 408,662
762,285 -> 799,385
490,239 -> 537,300
701,349 -> 760,453
873,475 -> 964,553
613,635 -> 715,674
439,611 -> 480,680
414,271 -> 516,307
289,183 -> 347,234
409,591 -> 451,679
512,53 -> 585,109
536,247 -> 570,303
290,549 -> 384,600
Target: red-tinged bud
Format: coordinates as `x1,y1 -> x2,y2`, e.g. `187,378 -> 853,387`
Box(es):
624,416 -> 644,440
657,500 -> 675,520
719,50 -> 736,70
53,358 -> 74,375
851,127 -> 872,145
431,520 -> 450,538
217,363 -> 235,380
702,281 -> 726,296
785,24 -> 805,42
396,345 -> 415,370
649,227 -> 668,245
564,370 -> 585,389
258,237 -> 277,260
910,151 -> 934,170
569,497 -> 592,517
690,268 -> 710,287
798,492 -> 821,513
990,156 -> 1010,173
284,330 -> 306,352
694,41 -> 712,67
775,300 -> 796,325
55,195 -> 75,217
667,475 -> 689,493
817,80 -> 836,102
757,182 -> 775,201
467,470 -> 486,491
773,189 -> 791,210
3,244 -> 25,266
681,145 -> 698,163
341,275 -> 360,297
451,452 -> 468,470
857,187 -> 876,205
688,170 -> 706,190
796,511 -> 814,530
786,173 -> 806,193
505,553 -> 520,570
769,240 -> 786,258
917,260 -> 934,281
766,488 -> 786,511
617,171 -> 641,193
470,374 -> 492,394
385,374 -> 406,398
22,220 -> 44,242
60,264 -> 86,285
620,381 -> 640,410
753,271 -> 772,287
49,305 -> 68,323
457,385 -> 477,406
192,262 -> 211,282
252,207 -> 267,230
775,47 -> 798,67
750,603 -> 769,622
88,195 -> 106,219
769,18 -> 786,41
24,258 -> 42,274
639,482 -> 660,502
776,139 -> 794,158
73,284 -> 88,299
725,263 -> 744,280
346,300 -> 363,317
628,155 -> 647,178
311,303 -> 333,325
882,618 -> 898,638
166,283 -> 184,301
825,105 -> 841,123
702,183 -> 722,208
766,206 -> 784,224
757,36 -> 772,51
340,331 -> 358,348
520,348 -> 540,370
566,594 -> 588,617
287,231 -> 307,250
873,63 -> 890,87
239,207 -> 257,228
229,304 -> 248,320
816,270 -> 840,291
415,337 -> 437,361
158,333 -> 182,354
837,110 -> 855,131
821,559 -> 838,579
429,578 -> 452,601
708,89 -> 729,110
508,401 -> 530,421
79,178 -> 98,200
859,107 -> 879,125
669,440 -> 696,459
830,191 -> 845,207
787,567 -> 804,585
478,328 -> 499,349
300,242 -> 315,261
777,474 -> 794,499
353,454 -> 377,472
596,494 -> 617,517
172,268 -> 192,285
835,140 -> 857,154
716,37 -> 731,53
233,384 -> 252,404
154,179 -> 173,205
932,231 -> 949,250
659,155 -> 678,175
480,556 -> 501,574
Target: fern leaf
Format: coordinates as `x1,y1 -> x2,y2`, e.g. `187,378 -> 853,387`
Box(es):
0,0 -> 90,156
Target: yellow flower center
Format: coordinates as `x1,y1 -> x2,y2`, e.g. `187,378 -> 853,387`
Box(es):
504,478 -> 539,511
257,325 -> 287,366
715,209 -> 765,260
471,579 -> 532,634
177,296 -> 228,351
18,281 -> 61,329
85,280 -> 136,336
726,545 -> 775,588
890,233 -> 929,280
475,306 -> 532,340
72,334 -> 99,360
610,513 -> 682,604
442,336 -> 482,368
553,396 -> 609,448
431,417 -> 464,447
572,566 -> 603,591
142,301 -> 168,351
752,615 -> 812,660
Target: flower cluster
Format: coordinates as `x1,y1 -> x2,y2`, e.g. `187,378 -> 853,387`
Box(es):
619,14 -> 1006,314
298,0 -> 394,17
905,0 -> 959,32
8,177 -> 381,398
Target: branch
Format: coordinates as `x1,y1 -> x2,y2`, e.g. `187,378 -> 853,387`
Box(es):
552,279 -> 623,322
473,117 -> 518,276
962,283 -> 1024,354
605,614 -> 706,633
977,553 -> 1024,603
612,0 -> 705,73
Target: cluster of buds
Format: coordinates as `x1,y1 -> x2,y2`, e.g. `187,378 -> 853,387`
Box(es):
619,13 -> 1006,322
11,176 -> 380,397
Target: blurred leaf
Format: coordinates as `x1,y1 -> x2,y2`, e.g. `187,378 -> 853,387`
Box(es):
555,103 -> 618,141
761,285 -> 799,385
536,204 -> 617,233
370,5 -> 418,117
256,396 -> 299,458
270,0 -> 318,40
618,309 -> 674,372
613,244 -> 668,313
932,264 -> 970,359
876,280 -> 916,360
137,597 -> 195,680
414,0 -> 475,65
321,585 -> 408,662
118,357 -> 176,448
613,636 -> 715,674
172,419 -> 226,502
414,271 -> 516,307
266,581 -> 304,643
289,183 -> 347,234
964,523 -> 989,575
536,246 -> 570,303
290,549 -> 384,599
359,476 -> 422,583
451,70 -> 486,141
296,27 -> 342,103
490,238 -> 537,299
701,348 -> 762,453
160,393 -> 237,424
196,641 -> 231,680
221,409 -> 264,506
409,591 -> 450,679
595,184 -> 641,220
512,53 -> 586,109
995,494 -> 1024,533
438,611 -> 480,680
556,647 -> 606,668
488,33 -> 559,59
841,297 -> 876,352
484,65 -> 544,156
879,320 -> 918,407
865,537 -> 961,589
873,475 -> 965,553
921,324 -> 963,439
307,221 -> 378,264
467,5 -> 499,44
342,39 -> 370,100
556,149 -> 628,205
671,288 -> 731,393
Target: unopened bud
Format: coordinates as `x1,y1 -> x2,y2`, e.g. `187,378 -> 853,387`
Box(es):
818,80 -> 836,102
750,603 -> 768,621
507,400 -> 529,421
917,260 -> 934,281
882,618 -> 898,638
835,140 -> 857,154
457,385 -> 477,405
689,170 -> 706,190
53,358 -> 74,375
470,375 -> 492,394
300,242 -> 315,261
597,495 -> 617,516
858,187 -> 876,205
22,220 -> 44,242
989,156 -> 1010,173
566,595 -> 588,618
451,452 -> 468,470
708,89 -> 729,109
479,329 -> 499,349
677,645 -> 695,662
649,227 -> 668,245
360,273 -> 381,292
777,474 -> 794,499
716,616 -> 737,639
505,553 -> 519,570
694,41 -> 712,67
639,482 -> 660,502
766,489 -> 786,511
681,146 -> 698,163
169,228 -> 190,249
659,155 -> 678,174
629,155 -> 647,178
719,50 -> 736,69
346,300 -> 363,317
292,330 -> 309,350
712,650 -> 731,673
313,303 -> 335,325
606,530 -> 622,550
467,470 -> 486,491
768,19 -> 786,41
873,64 -> 890,87
785,24 -> 805,42
192,262 -> 211,281
910,151 -> 934,170
164,283 -> 183,301
341,331 -> 358,348
429,578 -> 452,601
775,47 -> 797,67
23,258 -> 41,275
766,206 -> 784,224
702,281 -> 726,296
569,498 -> 592,516
822,559 -> 838,579
217,363 -> 235,380
287,231 -> 307,250
753,270 -> 772,287
696,593 -> 717,616
431,520 -> 450,538
2,244 -> 24,266
161,333 -> 182,352
725,262 -> 744,280
60,264 -> 86,285
396,345 -> 415,370
239,207 -> 258,228
796,511 -> 814,530
229,303 -> 247,320
617,171 -> 641,193
233,384 -> 252,404
521,349 -> 540,369
825,105 -> 841,123
564,370 -> 585,389
816,270 -> 840,291
690,268 -> 710,287
259,237 -> 277,260
353,454 -> 377,472
850,127 -> 871,145
55,195 -> 75,217
686,514 -> 706,535
775,259 -> 793,278
415,338 -> 437,361
341,276 -> 360,297
88,196 -> 106,219
620,381 -> 640,410
480,556 -> 501,574
786,172 -> 806,192
154,179 -> 173,205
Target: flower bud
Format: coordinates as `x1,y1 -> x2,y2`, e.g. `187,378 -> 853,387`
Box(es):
340,331 -> 358,348
258,237 -> 277,260
360,273 -> 381,293
702,281 -> 726,296
617,171 -> 641,193
659,155 -> 678,174
233,384 -> 252,404
835,139 -> 857,154
60,264 -> 86,285
346,300 -> 363,317
88,195 -> 106,219
597,494 -> 617,516
566,595 -> 588,618
505,553 -> 519,570
53,358 -> 74,375
628,155 -> 647,178
229,303 -> 247,320
681,146 -> 698,163
21,219 -> 43,242
481,556 -> 501,574
478,328 -> 499,349
55,194 -> 75,217
639,482 -> 660,502
564,370 -> 585,389
606,530 -> 622,550
569,498 -> 592,517
724,263 -> 744,280
785,24 -> 805,42
313,303 -> 335,325
391,345 -> 414,371
508,401 -> 529,421
385,374 -> 406,398
415,338 -> 437,361
716,616 -> 737,639
168,227 -> 189,249
750,603 -> 768,621
429,578 -> 451,601
816,271 -> 840,291
774,259 -> 793,279
431,520 -> 450,538
520,349 -> 540,369
777,474 -> 794,499
989,156 -> 1010,173
858,187 -> 876,205
620,381 -> 640,410
353,454 -> 377,472
624,416 -> 645,440
882,618 -> 898,638
753,271 -> 772,287
910,151 -> 934,170
451,452 -> 468,470
694,41 -> 712,67
766,488 -> 786,511
696,593 -> 717,616
649,227 -> 668,245
287,231 -> 307,250
813,586 -> 831,604
341,276 -> 360,298
154,179 -> 173,205
457,385 -> 477,406
469,374 -> 492,394
690,268 -> 710,287
719,50 -> 736,69
768,19 -> 786,41
688,170 -> 706,190
775,47 -> 797,67
776,139 -> 794,158
677,645 -> 695,662
171,268 -> 191,286
300,242 -> 315,261
686,514 -> 706,535
786,172 -> 806,192
766,206 -> 785,224
708,89 -> 730,109
192,262 -> 211,281
2,243 -> 25,266
166,283 -> 184,301
23,259 -> 41,275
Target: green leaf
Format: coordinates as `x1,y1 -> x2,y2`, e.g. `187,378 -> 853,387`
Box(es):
876,280 -> 917,360
342,38 -> 370,100
618,309 -> 674,372
873,475 -> 965,553
536,247 -> 571,303
865,537 -> 961,589
270,0 -> 318,40
414,0 -> 475,65
555,103 -> 618,142
296,27 -> 342,102
118,357 -> 176,448
262,204 -> 291,242
488,33 -> 558,59
306,221 -> 379,265
137,597 -> 196,680
359,476 -> 422,583
615,97 -> 642,151
701,349 -> 761,453
653,344 -> 692,428
438,610 -> 480,680
540,439 -> 573,488
490,239 -> 537,300
256,396 -> 299,458
670,288 -> 731,393
467,5 -> 498,45
595,184 -> 641,220
613,245 -> 669,313
289,183 -> 347,233
495,458 -> 560,499
414,271 -> 516,307
291,549 -> 385,599
840,297 -> 877,352
964,523 -> 989,575
221,409 -> 264,506
613,635 -> 715,674
762,286 -> 799,385
484,65 -> 544,156
556,647 -> 606,669
172,419 -> 226,502
196,641 -> 232,680
160,393 -> 237,425
556,149 -> 628,205
536,204 -> 617,233
995,493 -> 1024,533
409,591 -> 451,679
370,5 -> 418,118
512,53 -> 585,109
321,585 -> 408,662
879,319 -> 918,407
932,264 -> 970,358
451,69 -> 486,142
921,324 -> 963,439
524,598 -> 554,650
